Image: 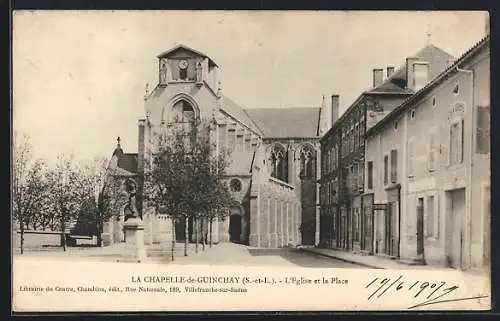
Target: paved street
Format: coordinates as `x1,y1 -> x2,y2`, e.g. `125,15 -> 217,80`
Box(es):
13,241 -> 363,268
171,243 -> 363,268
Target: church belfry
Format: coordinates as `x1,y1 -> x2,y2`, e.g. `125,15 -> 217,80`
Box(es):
155,44 -> 219,92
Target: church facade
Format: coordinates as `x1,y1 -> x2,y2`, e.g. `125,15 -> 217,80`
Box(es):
101,44 -> 331,248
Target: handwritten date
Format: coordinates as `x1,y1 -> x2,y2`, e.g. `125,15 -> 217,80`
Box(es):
365,275 -> 460,309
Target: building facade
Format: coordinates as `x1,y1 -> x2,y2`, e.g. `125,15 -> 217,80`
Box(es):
101,44 -> 326,248
365,36 -> 490,271
319,44 -> 454,253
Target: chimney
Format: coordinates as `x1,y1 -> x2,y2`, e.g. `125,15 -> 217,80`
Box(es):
373,69 -> 384,88
387,66 -> 395,78
406,57 -> 420,90
331,94 -> 340,125
485,12 -> 490,36
412,61 -> 430,91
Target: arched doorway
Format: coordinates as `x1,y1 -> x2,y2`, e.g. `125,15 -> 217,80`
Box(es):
229,214 -> 242,243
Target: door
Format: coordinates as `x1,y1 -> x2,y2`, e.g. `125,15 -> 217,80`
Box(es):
385,204 -> 392,255
450,190 -> 465,269
416,197 -> 424,257
229,214 -> 242,243
385,202 -> 399,256
484,186 -> 490,267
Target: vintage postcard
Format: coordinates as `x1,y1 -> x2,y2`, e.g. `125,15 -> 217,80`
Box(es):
12,10 -> 491,312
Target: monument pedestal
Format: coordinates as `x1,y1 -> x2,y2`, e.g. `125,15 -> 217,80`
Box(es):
120,218 -> 147,263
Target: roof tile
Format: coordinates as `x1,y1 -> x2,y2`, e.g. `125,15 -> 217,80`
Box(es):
245,107 -> 321,138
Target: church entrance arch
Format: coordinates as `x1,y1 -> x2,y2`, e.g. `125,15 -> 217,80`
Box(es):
229,214 -> 242,243
228,206 -> 244,243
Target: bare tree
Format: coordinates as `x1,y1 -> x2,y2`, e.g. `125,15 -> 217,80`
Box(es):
12,132 -> 50,254
45,154 -> 84,251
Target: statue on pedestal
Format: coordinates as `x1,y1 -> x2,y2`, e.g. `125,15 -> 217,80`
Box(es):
123,178 -> 140,221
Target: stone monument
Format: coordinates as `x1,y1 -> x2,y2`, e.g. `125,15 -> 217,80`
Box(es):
120,178 -> 147,263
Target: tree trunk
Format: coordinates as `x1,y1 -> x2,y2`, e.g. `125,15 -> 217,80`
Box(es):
171,218 -> 176,261
96,220 -> 103,247
20,218 -> 24,255
209,218 -> 213,248
194,218 -> 198,254
184,217 -> 188,256
201,219 -> 205,251
61,217 -> 67,252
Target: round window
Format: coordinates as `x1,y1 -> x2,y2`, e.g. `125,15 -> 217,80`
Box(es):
229,178 -> 242,192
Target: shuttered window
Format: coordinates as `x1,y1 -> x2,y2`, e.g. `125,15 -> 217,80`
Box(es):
390,149 -> 398,183
476,106 -> 490,154
383,154 -> 389,185
408,139 -> 415,177
367,161 -> 373,190
449,119 -> 464,165
428,130 -> 437,171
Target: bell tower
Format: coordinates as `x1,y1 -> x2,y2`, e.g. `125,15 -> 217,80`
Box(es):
156,44 -> 219,92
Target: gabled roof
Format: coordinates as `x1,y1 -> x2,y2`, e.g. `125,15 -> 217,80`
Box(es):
245,107 -> 321,138
157,44 -> 218,67
220,95 -> 264,135
367,44 -> 455,94
366,36 -> 490,136
118,153 -> 138,173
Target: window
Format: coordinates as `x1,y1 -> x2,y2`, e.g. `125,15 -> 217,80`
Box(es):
390,149 -> 397,183
218,124 -> 227,150
357,162 -> 364,189
299,145 -> 315,179
244,134 -> 252,151
383,154 -> 389,185
236,129 -> 244,151
432,96 -> 436,107
367,161 -> 373,190
425,195 -> 438,238
409,109 -> 416,120
408,139 -> 415,177
394,120 -> 398,131
229,178 -> 243,192
453,82 -> 459,95
172,100 -> 196,123
476,106 -> 490,154
360,120 -> 365,147
353,208 -> 360,242
227,128 -> 236,150
449,119 -> 464,165
269,144 -> 288,182
428,130 -> 438,171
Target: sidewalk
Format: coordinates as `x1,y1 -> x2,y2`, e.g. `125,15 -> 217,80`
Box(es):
299,246 -> 485,272
13,241 -> 219,264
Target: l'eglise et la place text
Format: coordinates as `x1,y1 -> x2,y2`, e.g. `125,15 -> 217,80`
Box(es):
19,285 -> 107,293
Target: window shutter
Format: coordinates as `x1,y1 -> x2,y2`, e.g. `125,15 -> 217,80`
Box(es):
476,106 -> 491,154
390,149 -> 398,183
460,119 -> 464,163
408,140 -> 414,177
383,155 -> 389,185
428,131 -> 436,171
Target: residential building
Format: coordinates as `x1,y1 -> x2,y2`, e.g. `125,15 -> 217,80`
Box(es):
365,36 -> 490,271
319,44 -> 454,253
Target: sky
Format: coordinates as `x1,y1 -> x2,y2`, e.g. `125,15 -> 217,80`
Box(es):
13,10 -> 488,163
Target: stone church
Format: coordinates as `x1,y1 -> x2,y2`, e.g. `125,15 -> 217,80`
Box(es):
101,44 -> 332,248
